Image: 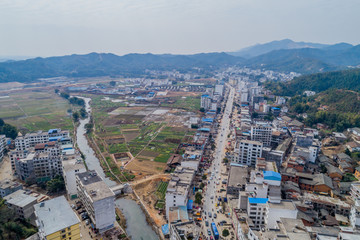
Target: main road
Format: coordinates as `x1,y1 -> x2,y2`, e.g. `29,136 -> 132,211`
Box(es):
202,85 -> 235,236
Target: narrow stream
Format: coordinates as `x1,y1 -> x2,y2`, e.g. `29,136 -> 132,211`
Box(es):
76,97 -> 159,240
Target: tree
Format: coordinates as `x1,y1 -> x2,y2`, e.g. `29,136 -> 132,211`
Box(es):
252,112 -> 259,119
200,108 -> 205,112
202,175 -> 207,180
60,92 -> 70,99
80,108 -> 87,118
222,229 -> 229,237
54,89 -> 59,94
0,119 -> 18,139
85,123 -> 93,134
195,192 -> 203,204
72,112 -> 80,122
109,81 -> 116,87
46,175 -> 65,193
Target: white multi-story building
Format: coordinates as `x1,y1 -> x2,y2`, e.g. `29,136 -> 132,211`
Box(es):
350,199 -> 360,229
233,140 -> 263,167
200,94 -> 212,111
0,135 -> 6,161
214,84 -> 224,96
240,90 -> 249,103
76,170 -> 116,233
15,128 -> 70,151
251,122 -> 272,147
265,200 -> 298,229
351,183 -> 360,200
62,157 -> 86,200
165,166 -> 195,218
14,143 -> 63,183
247,198 -> 268,229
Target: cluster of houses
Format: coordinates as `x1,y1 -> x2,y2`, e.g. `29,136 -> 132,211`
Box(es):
224,81 -> 360,240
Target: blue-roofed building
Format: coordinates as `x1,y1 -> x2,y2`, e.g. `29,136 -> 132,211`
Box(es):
248,198 -> 268,204
201,118 -> 214,124
161,224 -> 169,236
263,171 -> 281,181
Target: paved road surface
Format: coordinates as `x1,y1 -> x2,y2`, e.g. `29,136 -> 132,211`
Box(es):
202,85 -> 235,238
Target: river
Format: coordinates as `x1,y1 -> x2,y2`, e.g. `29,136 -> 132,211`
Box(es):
76,97 -> 159,240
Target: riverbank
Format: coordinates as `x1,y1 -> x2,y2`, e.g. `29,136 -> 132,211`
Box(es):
75,96 -> 159,240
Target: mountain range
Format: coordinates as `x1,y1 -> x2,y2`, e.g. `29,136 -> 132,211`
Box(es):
1,39 -> 360,83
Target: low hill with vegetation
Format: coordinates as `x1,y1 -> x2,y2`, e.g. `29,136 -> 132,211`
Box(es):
288,89 -> 360,131
265,68 -> 360,96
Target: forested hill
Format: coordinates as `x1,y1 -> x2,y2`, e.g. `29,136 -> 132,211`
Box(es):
265,68 -> 360,96
0,52 -> 244,83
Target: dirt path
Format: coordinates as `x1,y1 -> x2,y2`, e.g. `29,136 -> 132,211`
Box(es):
0,156 -> 14,181
131,173 -> 170,186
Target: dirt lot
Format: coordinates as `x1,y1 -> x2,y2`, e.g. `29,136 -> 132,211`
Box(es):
126,158 -> 166,175
132,175 -> 170,227
322,145 -> 345,157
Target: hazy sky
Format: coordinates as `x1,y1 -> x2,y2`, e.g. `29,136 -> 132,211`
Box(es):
1,0 -> 359,57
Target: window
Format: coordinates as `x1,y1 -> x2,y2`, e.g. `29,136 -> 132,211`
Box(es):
61,229 -> 66,233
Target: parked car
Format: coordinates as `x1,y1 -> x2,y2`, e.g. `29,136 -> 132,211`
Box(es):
214,213 -> 217,218
205,221 -> 209,227
208,229 -> 211,236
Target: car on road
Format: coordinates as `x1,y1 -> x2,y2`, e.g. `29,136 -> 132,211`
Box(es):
214,213 -> 217,218
210,196 -> 214,199
205,221 -> 209,227
208,212 -> 212,218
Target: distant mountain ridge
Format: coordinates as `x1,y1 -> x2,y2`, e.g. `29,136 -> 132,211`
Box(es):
228,39 -> 340,58
0,39 -> 360,83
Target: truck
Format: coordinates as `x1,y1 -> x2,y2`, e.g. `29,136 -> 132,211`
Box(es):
211,222 -> 219,240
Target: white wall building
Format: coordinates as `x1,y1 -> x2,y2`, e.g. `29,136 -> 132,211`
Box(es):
62,157 -> 86,200
247,198 -> 268,229
200,94 -> 212,111
165,167 -> 195,218
76,170 -> 116,233
251,122 -> 272,147
233,140 -> 263,167
214,84 -> 224,96
15,128 -> 70,151
265,201 -> 298,229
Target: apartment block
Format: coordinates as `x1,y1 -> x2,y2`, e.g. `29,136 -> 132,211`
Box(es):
233,140 -> 263,167
200,94 -> 212,111
76,170 -> 116,233
34,196 -> 80,240
247,198 -> 268,229
251,122 -> 272,147
14,146 -> 63,183
350,199 -> 360,229
15,128 -> 70,151
165,166 -> 195,218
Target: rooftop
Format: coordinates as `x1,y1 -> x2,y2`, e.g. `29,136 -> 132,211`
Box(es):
4,190 -> 37,207
76,170 -> 115,201
0,179 -> 22,190
34,196 -> 80,236
228,165 -> 248,187
268,200 -> 296,210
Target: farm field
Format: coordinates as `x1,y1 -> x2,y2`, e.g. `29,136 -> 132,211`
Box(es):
89,94 -> 198,177
0,90 -> 73,133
